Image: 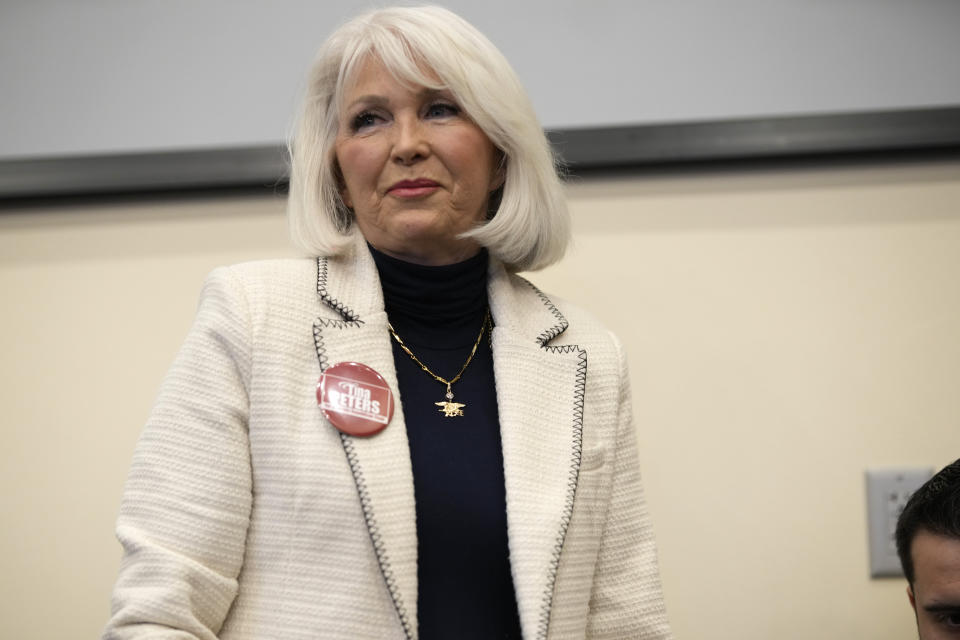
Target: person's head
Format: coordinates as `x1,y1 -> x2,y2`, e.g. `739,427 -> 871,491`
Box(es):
895,459 -> 960,639
288,5 -> 569,270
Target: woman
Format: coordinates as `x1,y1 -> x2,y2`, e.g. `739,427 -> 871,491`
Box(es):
104,6 -> 670,640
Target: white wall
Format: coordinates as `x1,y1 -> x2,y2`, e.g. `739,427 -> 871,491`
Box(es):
4,0 -> 960,158
2,158 -> 959,638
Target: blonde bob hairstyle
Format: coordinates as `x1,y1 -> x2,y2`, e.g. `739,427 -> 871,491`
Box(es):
287,5 -> 570,272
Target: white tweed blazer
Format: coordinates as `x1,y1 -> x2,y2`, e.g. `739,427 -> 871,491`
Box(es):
104,242 -> 671,640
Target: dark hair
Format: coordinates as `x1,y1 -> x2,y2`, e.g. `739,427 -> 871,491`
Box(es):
895,459 -> 960,584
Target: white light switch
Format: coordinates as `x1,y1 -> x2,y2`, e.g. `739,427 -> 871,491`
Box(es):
866,467 -> 934,578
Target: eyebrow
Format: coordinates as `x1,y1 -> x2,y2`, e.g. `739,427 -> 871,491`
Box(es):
345,95 -> 388,111
923,603 -> 960,613
345,89 -> 451,111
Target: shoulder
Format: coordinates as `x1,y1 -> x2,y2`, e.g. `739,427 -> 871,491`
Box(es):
195,258 -> 322,335
200,258 -> 317,305
207,258 -> 317,290
498,270 -> 623,357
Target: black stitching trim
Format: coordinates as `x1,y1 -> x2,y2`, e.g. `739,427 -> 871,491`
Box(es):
339,433 -> 415,640
519,280 -> 586,640
317,256 -> 361,322
517,276 -> 569,346
312,258 -> 411,639
535,346 -> 587,640
312,321 -> 362,371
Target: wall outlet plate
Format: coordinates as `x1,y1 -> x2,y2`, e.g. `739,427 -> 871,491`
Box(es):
866,467 -> 935,578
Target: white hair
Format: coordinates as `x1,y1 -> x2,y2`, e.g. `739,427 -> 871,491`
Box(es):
287,5 -> 569,272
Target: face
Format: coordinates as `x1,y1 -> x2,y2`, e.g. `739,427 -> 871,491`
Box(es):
334,57 -> 503,265
908,530 -> 960,639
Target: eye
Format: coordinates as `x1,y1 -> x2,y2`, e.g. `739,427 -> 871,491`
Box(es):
936,612 -> 960,629
424,101 -> 460,119
350,111 -> 382,132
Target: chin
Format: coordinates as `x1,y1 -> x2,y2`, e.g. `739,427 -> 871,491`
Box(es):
387,211 -> 462,242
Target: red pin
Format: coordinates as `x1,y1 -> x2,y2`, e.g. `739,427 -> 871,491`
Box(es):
317,362 -> 395,437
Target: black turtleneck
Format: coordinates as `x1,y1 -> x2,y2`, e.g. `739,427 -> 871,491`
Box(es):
369,245 -> 523,640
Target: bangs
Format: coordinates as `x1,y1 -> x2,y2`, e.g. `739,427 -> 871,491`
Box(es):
337,25 -> 450,105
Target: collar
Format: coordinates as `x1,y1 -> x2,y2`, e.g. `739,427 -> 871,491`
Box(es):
317,231 -> 568,346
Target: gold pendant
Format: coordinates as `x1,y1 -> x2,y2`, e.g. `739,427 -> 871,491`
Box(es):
435,384 -> 464,417
435,400 -> 465,417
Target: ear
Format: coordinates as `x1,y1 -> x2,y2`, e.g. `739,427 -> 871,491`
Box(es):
907,584 -> 917,611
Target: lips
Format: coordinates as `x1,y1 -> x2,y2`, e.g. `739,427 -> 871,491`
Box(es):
387,179 -> 440,198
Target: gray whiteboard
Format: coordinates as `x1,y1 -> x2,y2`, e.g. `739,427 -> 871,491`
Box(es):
2,0 -> 960,196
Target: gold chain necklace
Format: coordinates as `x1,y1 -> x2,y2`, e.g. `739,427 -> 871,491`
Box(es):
387,309 -> 491,418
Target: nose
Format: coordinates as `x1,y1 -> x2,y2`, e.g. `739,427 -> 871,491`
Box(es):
391,115 -> 429,165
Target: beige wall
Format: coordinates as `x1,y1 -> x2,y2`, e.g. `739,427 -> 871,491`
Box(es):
2,158 -> 958,639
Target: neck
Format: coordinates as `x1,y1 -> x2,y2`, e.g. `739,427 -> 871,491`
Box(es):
369,243 -> 489,347
366,239 -> 482,266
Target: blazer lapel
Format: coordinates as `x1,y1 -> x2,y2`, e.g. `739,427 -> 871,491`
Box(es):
312,242 -> 419,640
488,264 -> 587,640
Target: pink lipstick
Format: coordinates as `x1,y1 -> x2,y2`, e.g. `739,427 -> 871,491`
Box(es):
387,179 -> 440,198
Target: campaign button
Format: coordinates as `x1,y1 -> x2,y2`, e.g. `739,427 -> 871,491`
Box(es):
317,361 -> 394,437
